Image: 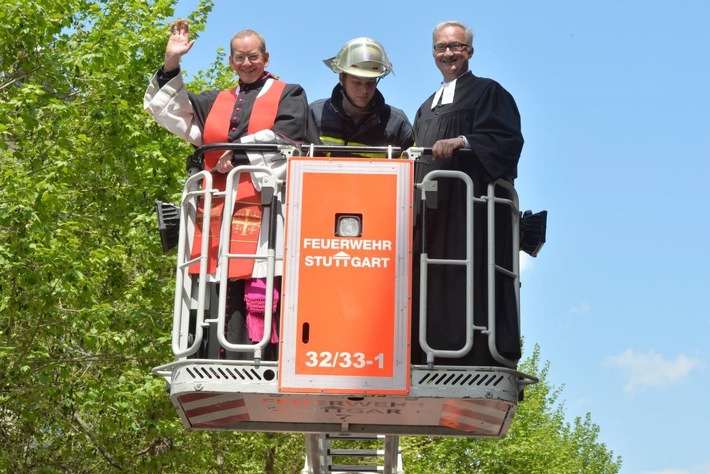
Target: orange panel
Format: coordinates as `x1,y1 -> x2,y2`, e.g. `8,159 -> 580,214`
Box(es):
279,158 -> 412,395
295,173 -> 397,378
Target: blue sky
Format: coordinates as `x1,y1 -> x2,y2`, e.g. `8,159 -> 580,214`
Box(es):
168,1 -> 710,472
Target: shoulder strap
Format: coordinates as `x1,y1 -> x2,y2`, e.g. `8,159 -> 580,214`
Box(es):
203,88 -> 237,145
202,88 -> 237,171
247,79 -> 287,134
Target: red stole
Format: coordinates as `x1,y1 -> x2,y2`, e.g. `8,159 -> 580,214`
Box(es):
190,79 -> 286,278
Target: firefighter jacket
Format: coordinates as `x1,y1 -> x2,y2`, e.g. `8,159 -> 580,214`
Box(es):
309,84 -> 414,152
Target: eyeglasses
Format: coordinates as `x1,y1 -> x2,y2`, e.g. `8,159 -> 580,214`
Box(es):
433,42 -> 470,53
232,53 -> 262,64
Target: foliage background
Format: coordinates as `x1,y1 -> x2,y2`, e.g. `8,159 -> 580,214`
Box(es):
0,1 -> 620,472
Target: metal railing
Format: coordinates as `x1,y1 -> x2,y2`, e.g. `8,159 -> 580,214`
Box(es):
164,144 -> 522,368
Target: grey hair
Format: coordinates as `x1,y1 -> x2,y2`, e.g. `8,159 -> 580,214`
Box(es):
230,29 -> 267,55
432,20 -> 474,47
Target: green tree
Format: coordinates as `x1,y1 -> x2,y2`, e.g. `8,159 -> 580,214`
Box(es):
0,1 -> 621,472
0,0 -> 305,472
401,345 -> 622,473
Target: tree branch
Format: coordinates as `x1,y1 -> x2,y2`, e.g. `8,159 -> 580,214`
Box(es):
0,67 -> 41,92
73,413 -> 124,470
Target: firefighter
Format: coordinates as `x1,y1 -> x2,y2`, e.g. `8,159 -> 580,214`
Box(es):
309,37 -> 414,154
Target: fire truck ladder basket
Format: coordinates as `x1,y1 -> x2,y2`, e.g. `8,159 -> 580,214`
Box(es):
153,144 -> 539,445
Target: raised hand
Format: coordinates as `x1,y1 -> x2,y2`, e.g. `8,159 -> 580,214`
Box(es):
164,19 -> 196,72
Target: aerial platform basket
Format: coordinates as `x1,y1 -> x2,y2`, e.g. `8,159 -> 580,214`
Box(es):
153,144 -> 539,440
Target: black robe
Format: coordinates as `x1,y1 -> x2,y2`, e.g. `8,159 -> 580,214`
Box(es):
412,71 -> 524,366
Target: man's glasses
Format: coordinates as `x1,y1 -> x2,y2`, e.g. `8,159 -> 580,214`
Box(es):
232,53 -> 262,64
433,42 -> 470,53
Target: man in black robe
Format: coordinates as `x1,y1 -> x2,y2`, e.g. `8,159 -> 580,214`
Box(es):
412,20 -> 524,367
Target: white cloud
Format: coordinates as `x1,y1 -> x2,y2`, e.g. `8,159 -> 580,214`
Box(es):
641,463 -> 710,474
569,301 -> 590,314
607,350 -> 702,394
